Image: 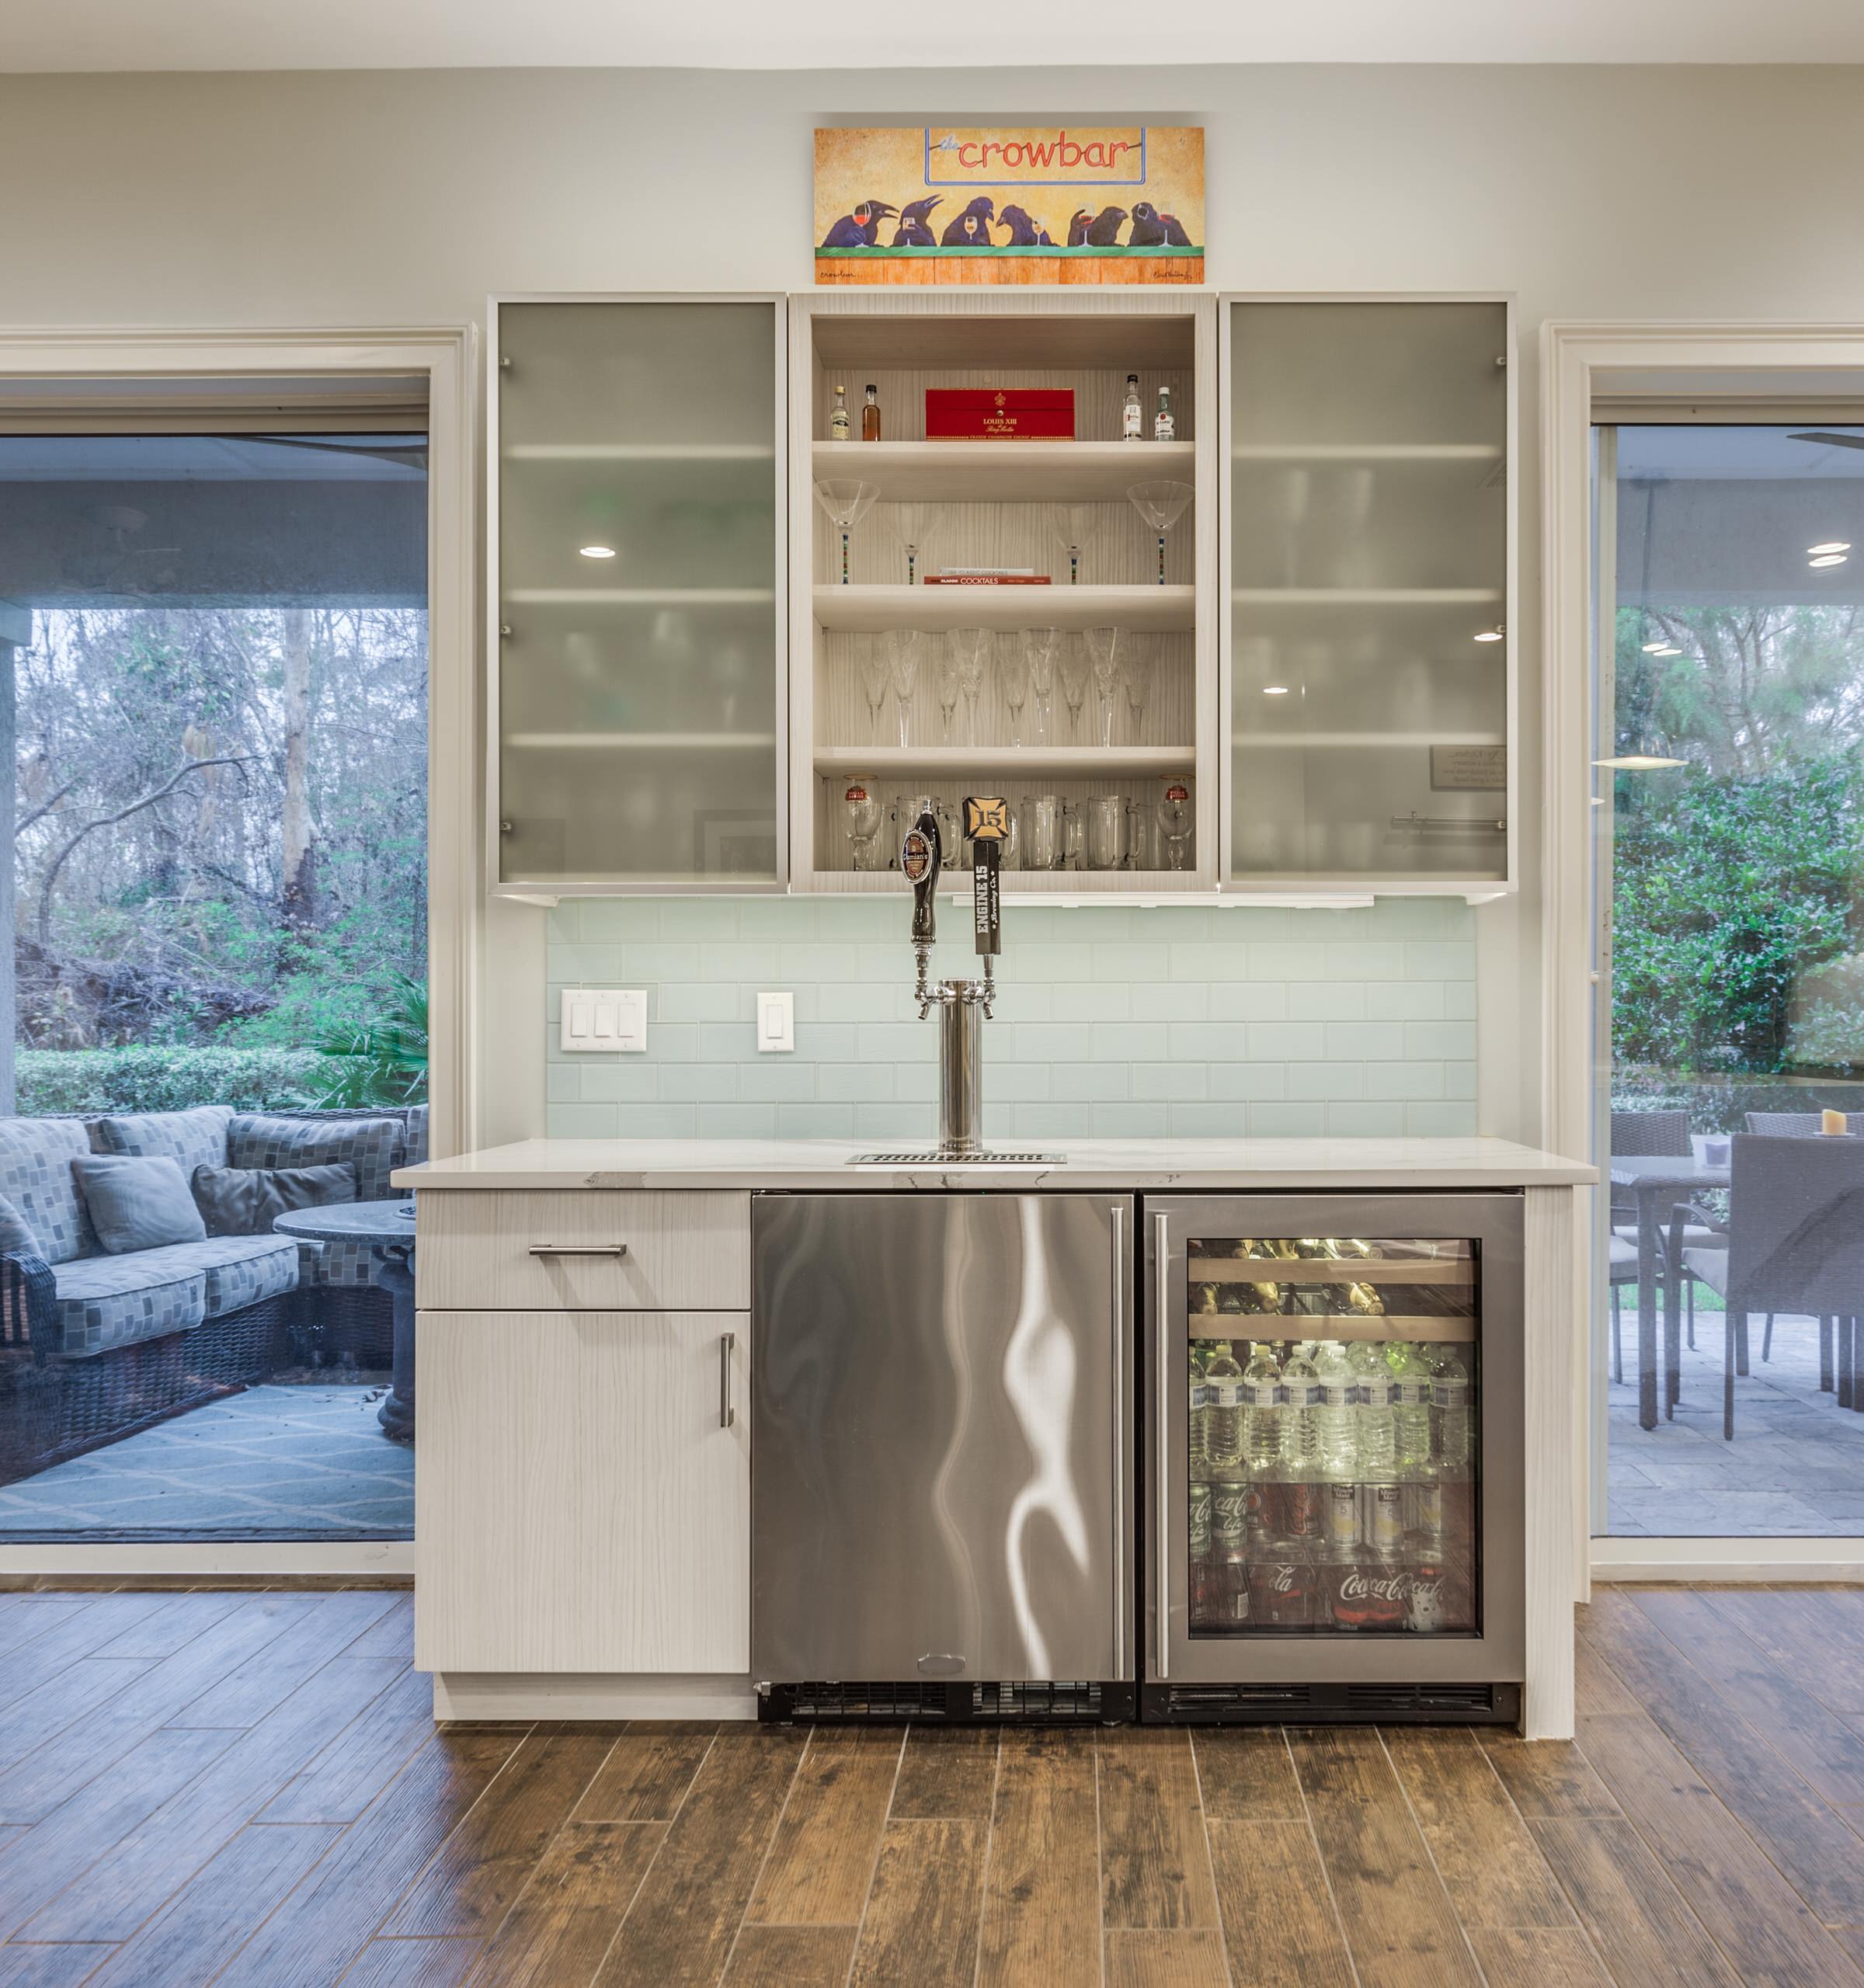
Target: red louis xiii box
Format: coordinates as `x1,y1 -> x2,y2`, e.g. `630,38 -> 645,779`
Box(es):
925,388 -> 1075,441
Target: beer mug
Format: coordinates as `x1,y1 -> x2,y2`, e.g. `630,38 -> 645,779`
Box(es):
1021,794 -> 1062,871
1086,794 -> 1125,871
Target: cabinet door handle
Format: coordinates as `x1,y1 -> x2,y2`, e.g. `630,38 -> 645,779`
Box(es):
1111,1203 -> 1126,1683
1154,1209 -> 1171,1683
527,1242 -> 629,1258
720,1331 -> 736,1429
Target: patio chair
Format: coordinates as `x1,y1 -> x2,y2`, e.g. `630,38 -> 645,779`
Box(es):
1608,1232 -> 1639,1383
1743,1113 -> 1854,1369
1668,1133 -> 1864,1439
1611,1108 -> 1718,1359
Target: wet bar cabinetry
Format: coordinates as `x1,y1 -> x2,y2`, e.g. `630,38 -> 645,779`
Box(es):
487,292 -> 1514,900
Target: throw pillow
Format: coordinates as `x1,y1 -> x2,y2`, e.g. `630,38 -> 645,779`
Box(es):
190,1161 -> 358,1239
71,1155 -> 207,1254
0,1191 -> 37,1257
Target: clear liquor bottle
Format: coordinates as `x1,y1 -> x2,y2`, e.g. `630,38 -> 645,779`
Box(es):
1122,374 -> 1143,441
1153,385 -> 1175,442
829,384 -> 850,442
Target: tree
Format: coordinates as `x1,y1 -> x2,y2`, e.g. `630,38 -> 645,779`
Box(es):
280,606 -> 315,934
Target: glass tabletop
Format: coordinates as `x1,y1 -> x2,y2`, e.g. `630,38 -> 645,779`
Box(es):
270,1198 -> 419,1246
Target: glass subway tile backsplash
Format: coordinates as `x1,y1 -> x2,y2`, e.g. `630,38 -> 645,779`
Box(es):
544,898 -> 1475,1142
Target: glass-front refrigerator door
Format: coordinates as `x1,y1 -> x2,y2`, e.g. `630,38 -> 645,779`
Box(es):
1145,1194 -> 1524,1689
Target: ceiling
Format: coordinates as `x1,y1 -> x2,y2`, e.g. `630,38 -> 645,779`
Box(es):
7,0 -> 1864,71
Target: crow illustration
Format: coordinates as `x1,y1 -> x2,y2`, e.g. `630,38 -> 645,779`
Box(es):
998,203 -> 1046,247
940,196 -> 996,246
1085,205 -> 1129,246
1128,200 -> 1194,248
891,195 -> 943,247
821,199 -> 899,248
1065,208 -> 1094,247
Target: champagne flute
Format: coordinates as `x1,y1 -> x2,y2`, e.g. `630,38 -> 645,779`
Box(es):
999,638 -> 1031,748
934,637 -> 961,742
887,502 -> 943,587
1023,626 -> 1059,744
1122,634 -> 1153,745
1058,635 -> 1090,740
1085,624 -> 1121,748
854,634 -> 889,742
1125,480 -> 1194,587
886,628 -> 923,748
1047,503 -> 1103,586
814,478 -> 879,586
949,626 -> 990,746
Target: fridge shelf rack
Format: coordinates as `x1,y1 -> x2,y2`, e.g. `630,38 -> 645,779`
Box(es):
1185,1313 -> 1476,1340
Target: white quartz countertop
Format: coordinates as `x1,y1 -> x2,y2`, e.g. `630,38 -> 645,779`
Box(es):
395,1136 -> 1594,1192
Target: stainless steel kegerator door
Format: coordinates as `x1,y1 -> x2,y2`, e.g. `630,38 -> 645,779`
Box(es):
752,1194 -> 1135,1688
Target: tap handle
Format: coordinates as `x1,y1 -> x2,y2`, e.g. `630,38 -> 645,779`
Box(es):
963,798 -> 1006,958
902,808 -> 941,947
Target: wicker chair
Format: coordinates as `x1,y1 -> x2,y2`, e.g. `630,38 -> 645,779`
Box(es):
1742,1112 -> 1855,1374
1670,1134 -> 1864,1437
1609,1109 -> 1720,1375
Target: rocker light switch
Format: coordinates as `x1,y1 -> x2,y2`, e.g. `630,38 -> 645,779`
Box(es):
757,991 -> 795,1052
561,988 -> 647,1052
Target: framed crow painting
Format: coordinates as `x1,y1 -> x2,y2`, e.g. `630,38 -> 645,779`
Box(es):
814,126 -> 1204,286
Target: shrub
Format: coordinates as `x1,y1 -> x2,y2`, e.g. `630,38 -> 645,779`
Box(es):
16,1045 -> 342,1117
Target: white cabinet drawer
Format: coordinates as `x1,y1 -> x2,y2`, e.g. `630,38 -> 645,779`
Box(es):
416,1309 -> 749,1674
416,1190 -> 749,1311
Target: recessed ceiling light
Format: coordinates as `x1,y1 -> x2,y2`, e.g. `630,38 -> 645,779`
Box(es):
1808,541 -> 1852,556
1594,755 -> 1686,771
1647,645 -> 1682,656
1473,627 -> 1504,644
1262,684 -> 1290,696
1641,640 -> 1670,653
1810,552 -> 1848,568
579,544 -> 617,560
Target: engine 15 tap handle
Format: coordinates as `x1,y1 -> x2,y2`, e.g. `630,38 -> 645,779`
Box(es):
963,797 -> 1006,958
902,808 -> 941,947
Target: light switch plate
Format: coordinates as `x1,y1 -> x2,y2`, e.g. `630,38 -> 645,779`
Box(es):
560,987 -> 647,1052
756,990 -> 795,1053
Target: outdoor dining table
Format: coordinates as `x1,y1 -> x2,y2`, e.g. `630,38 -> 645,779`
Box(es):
1608,1152 -> 1731,1430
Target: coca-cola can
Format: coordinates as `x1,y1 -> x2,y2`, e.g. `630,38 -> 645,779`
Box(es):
1330,1557 -> 1408,1632
1407,1479 -> 1445,1551
1364,1483 -> 1405,1555
1248,1548 -> 1314,1628
1188,1482 -> 1214,1557
1323,1481 -> 1361,1552
1212,1485 -> 1251,1548
1280,1480 -> 1323,1541
1407,1562 -> 1448,1632
1219,1545 -> 1253,1627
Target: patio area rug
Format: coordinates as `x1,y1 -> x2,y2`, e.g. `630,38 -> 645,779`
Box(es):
0,1384 -> 414,1540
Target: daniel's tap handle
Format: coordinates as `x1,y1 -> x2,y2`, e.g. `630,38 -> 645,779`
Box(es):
903,808 -> 941,947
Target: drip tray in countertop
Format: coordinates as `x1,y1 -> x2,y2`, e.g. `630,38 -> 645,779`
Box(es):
847,1151 -> 1065,1167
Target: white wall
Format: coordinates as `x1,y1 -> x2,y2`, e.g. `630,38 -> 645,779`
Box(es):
9,62 -> 1864,1149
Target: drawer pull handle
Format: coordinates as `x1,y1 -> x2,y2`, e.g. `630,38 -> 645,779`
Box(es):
720,1331 -> 736,1429
527,1242 -> 629,1258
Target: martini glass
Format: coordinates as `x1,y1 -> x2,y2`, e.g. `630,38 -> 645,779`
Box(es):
949,627 -> 990,745
1085,624 -> 1122,747
1047,503 -> 1104,586
1023,626 -> 1059,744
1058,635 -> 1090,740
815,478 -> 879,586
1126,480 -> 1194,586
887,503 -> 943,587
854,635 -> 890,742
886,628 -> 923,748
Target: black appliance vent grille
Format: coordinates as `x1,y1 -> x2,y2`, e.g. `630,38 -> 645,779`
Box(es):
1147,1679 -> 1519,1726
768,1680 -> 1111,1724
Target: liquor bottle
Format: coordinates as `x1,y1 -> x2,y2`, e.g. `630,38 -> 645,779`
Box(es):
862,384 -> 881,443
1122,374 -> 1143,441
1204,1341 -> 1245,1468
1279,1341 -> 1319,1475
1348,1340 -> 1396,1474
1240,1343 -> 1283,1476
1313,1340 -> 1357,1479
829,384 -> 850,442
1387,1342 -> 1433,1477
1153,385 -> 1175,442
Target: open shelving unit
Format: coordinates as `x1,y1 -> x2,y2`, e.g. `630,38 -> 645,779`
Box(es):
791,291 -> 1219,898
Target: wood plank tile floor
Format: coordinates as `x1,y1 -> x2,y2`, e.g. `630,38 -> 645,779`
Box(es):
2,1585 -> 1862,1984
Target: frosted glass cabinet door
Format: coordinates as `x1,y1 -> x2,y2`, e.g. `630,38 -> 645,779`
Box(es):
494,297 -> 784,888
1224,299 -> 1511,888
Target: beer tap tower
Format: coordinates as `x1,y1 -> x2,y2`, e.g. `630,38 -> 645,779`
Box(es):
903,798 -> 1009,1156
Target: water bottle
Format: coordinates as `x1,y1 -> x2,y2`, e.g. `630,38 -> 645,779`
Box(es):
1313,1340 -> 1357,1479
1188,1341 -> 1211,1474
1279,1342 -> 1320,1475
1388,1342 -> 1433,1478
1435,1347 -> 1473,1474
1241,1343 -> 1284,1476
1204,1342 -> 1245,1469
1349,1340 -> 1396,1475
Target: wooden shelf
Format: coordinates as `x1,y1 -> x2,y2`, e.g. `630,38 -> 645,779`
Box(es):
816,745 -> 1191,777
505,589 -> 776,606
1230,732 -> 1505,749
1184,1314 -> 1478,1343
1195,1258 -> 1469,1285
504,443 -> 775,463
1231,443 -> 1502,464
812,440 -> 1194,502
1231,589 -> 1503,607
815,584 -> 1195,632
506,732 -> 777,751
805,868 -> 1202,898
811,312 -> 1195,371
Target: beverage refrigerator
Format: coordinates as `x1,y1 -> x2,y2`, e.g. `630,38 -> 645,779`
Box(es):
1141,1195 -> 1525,1725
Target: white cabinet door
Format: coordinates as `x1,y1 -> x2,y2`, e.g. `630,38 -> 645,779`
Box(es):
416,1310 -> 749,1676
